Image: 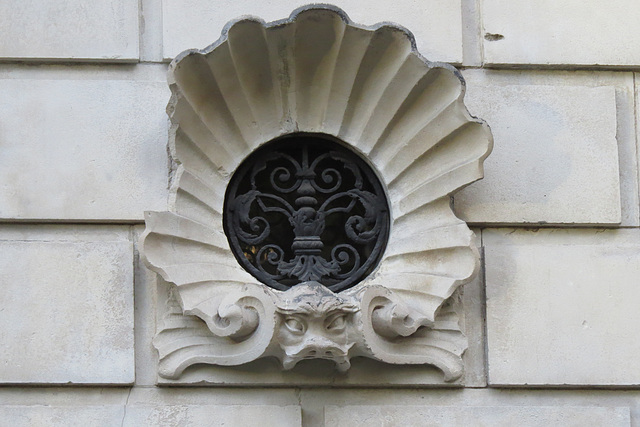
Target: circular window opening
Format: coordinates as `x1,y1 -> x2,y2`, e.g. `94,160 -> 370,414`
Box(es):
223,134 -> 390,292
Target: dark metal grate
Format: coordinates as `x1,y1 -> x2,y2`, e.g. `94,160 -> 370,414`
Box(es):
223,134 -> 390,291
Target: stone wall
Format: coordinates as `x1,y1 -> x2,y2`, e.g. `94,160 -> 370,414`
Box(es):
1,0 -> 638,425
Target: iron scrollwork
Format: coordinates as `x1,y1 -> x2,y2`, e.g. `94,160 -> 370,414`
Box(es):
223,135 -> 390,291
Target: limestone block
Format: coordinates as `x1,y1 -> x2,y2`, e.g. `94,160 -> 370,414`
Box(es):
124,405 -> 301,426
481,0 -> 640,67
461,236 -> 487,388
455,75 -> 621,225
0,225 -> 134,384
139,0 -> 164,62
162,0 -> 463,63
0,406 -> 126,427
0,78 -> 169,221
0,404 -> 302,426
0,0 -> 139,62
484,228 -> 640,386
324,405 -> 630,426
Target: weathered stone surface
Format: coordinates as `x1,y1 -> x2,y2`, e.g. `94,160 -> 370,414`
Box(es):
139,0 -> 164,62
1,388 -> 638,427
484,228 -> 640,386
0,77 -> 169,221
125,405 -> 301,426
162,0 -> 463,63
0,404 -> 301,426
0,0 -> 139,62
0,386 -> 299,408
481,0 -> 640,67
324,405 -> 630,426
0,406 -> 126,427
456,73 -> 621,225
0,226 -> 134,384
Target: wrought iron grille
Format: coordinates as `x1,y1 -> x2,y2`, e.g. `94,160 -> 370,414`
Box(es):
223,134 -> 390,291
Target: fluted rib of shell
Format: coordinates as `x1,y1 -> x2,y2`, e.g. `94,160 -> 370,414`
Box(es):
141,5 -> 492,383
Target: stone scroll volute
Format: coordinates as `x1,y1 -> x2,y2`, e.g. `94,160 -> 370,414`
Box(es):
140,5 -> 493,383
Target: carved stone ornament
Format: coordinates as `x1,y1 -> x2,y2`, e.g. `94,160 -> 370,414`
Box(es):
140,5 -> 493,383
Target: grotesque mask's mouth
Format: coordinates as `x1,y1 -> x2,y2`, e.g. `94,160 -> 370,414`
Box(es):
280,338 -> 353,372
282,349 -> 352,372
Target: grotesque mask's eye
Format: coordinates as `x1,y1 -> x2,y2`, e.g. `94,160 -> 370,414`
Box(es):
325,313 -> 348,332
284,316 -> 306,334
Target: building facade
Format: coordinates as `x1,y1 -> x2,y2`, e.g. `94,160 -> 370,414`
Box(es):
1,1 -> 639,425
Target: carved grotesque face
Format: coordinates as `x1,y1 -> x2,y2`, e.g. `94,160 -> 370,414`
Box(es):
275,282 -> 358,371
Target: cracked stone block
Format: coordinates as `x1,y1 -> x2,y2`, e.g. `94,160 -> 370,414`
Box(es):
0,78 -> 169,221
162,0 -> 463,63
481,0 -> 640,67
0,0 -> 139,61
484,228 -> 640,386
0,225 -> 135,384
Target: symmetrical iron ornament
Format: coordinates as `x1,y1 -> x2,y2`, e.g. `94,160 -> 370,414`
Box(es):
223,134 -> 390,291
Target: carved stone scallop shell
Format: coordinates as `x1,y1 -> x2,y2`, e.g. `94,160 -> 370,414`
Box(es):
141,5 -> 493,381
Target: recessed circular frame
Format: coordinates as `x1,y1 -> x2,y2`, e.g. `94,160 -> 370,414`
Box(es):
223,133 -> 390,292
140,5 -> 493,382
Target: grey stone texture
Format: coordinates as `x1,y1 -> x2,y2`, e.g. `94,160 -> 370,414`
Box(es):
0,404 -> 301,427
456,71 -> 623,225
484,228 -> 640,386
324,405 -> 630,426
2,387 -> 639,427
481,0 -> 640,67
0,0 -> 139,62
0,226 -> 135,384
0,75 -> 169,221
162,0 -> 464,63
125,405 -> 301,426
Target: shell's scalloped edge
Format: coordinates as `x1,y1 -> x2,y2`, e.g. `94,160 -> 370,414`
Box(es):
168,4 -> 460,84
164,4 -> 490,160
